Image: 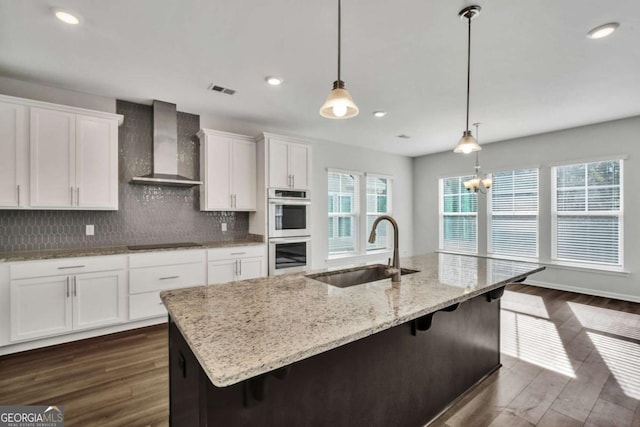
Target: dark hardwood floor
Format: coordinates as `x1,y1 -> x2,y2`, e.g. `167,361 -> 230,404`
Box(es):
1,284 -> 639,426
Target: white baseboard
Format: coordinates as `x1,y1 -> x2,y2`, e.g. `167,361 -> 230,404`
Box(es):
0,316 -> 167,356
525,279 -> 640,304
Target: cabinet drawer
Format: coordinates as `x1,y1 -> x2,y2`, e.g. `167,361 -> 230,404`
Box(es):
207,245 -> 265,262
10,255 -> 127,280
129,249 -> 206,268
129,263 -> 205,294
129,292 -> 166,320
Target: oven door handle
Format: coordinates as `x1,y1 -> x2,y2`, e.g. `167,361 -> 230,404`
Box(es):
268,200 -> 311,205
269,238 -> 312,244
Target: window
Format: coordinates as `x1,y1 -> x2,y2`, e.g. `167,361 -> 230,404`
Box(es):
328,171 -> 359,255
366,175 -> 391,251
439,176 -> 477,253
488,168 -> 539,259
552,160 -> 623,267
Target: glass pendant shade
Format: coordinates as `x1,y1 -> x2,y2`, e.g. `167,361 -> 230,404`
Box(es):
481,177 -> 492,189
453,130 -> 482,154
320,80 -> 359,119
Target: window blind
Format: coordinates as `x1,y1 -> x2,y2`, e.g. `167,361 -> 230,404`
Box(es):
366,176 -> 391,251
552,160 -> 622,266
488,168 -> 539,258
328,171 -> 359,255
440,176 -> 477,253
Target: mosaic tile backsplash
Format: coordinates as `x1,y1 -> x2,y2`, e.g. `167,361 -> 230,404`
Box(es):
0,100 -> 250,252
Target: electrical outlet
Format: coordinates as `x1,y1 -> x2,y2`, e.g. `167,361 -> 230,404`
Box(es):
221,223 -> 227,232
86,224 -> 95,236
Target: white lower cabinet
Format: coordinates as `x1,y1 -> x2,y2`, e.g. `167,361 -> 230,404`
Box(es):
207,245 -> 266,284
9,257 -> 127,342
128,249 -> 206,321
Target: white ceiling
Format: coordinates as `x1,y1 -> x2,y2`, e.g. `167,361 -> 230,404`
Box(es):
1,0 -> 639,157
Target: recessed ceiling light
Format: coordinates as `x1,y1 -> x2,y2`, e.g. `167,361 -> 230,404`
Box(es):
373,111 -> 387,118
265,76 -> 283,86
587,22 -> 619,39
52,8 -> 81,25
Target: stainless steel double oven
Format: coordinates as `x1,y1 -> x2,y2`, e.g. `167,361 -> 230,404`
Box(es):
268,188 -> 311,275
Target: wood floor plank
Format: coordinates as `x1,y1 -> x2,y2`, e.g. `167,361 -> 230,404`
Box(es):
551,350 -> 611,422
537,409 -> 584,427
487,411 -> 535,427
584,398 -> 635,427
599,374 -> 640,412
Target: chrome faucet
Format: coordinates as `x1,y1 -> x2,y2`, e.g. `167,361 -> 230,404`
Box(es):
368,215 -> 401,283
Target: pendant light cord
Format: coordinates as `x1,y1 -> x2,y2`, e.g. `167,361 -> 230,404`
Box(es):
337,0 -> 341,82
466,14 -> 471,133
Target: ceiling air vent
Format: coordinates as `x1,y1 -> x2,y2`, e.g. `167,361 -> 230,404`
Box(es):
396,134 -> 411,139
208,84 -> 236,95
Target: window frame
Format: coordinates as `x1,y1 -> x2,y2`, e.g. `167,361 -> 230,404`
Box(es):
487,168 -> 540,261
327,169 -> 361,257
365,173 -> 393,253
551,159 -> 624,270
438,175 -> 478,255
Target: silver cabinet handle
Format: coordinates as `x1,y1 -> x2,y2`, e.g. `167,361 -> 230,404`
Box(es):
73,276 -> 77,297
230,252 -> 246,255
292,175 -> 295,188
235,259 -> 239,277
239,259 -> 242,276
76,187 -> 80,207
58,265 -> 85,270
16,185 -> 20,206
70,186 -> 74,205
66,277 -> 70,298
159,276 -> 179,280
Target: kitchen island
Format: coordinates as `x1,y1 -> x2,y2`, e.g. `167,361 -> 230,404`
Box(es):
161,253 -> 544,426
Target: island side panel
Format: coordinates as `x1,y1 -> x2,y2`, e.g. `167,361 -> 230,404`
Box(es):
169,292 -> 501,427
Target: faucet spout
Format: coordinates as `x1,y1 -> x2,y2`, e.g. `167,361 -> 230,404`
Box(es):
368,215 -> 401,283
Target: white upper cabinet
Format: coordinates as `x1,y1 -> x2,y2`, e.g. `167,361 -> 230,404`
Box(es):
267,136 -> 311,190
30,107 -> 76,208
0,100 -> 28,208
75,115 -> 119,209
0,94 -> 122,211
198,129 -> 257,211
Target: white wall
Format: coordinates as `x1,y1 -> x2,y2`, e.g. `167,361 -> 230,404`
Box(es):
310,138 -> 414,270
413,116 -> 640,302
0,75 -> 116,113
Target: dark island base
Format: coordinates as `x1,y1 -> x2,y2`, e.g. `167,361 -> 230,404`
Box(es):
169,290 -> 502,427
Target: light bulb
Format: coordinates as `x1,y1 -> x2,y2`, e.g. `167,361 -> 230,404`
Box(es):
332,103 -> 347,117
53,8 -> 80,25
461,146 -> 473,154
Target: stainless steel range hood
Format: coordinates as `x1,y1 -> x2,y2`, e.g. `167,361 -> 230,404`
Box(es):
130,100 -> 203,187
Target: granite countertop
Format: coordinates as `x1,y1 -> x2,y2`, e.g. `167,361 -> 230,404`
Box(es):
161,253 -> 544,388
0,237 -> 264,263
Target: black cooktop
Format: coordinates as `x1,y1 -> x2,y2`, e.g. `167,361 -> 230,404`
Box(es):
127,242 -> 204,251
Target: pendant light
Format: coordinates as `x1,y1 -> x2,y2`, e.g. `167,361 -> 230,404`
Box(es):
320,0 -> 359,119
463,123 -> 492,193
453,5 -> 482,154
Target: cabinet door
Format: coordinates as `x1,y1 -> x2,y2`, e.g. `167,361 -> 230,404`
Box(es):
10,276 -> 73,341
237,257 -> 264,281
203,136 -> 232,210
288,142 -> 310,190
76,115 -> 118,209
231,139 -> 256,210
30,107 -> 75,208
207,260 -> 237,284
0,101 -> 28,208
268,139 -> 290,188
73,270 -> 126,331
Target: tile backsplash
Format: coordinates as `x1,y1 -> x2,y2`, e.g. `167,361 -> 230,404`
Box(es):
0,100 -> 250,252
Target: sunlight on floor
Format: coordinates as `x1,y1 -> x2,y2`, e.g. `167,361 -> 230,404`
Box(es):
568,302 -> 640,341
587,332 -> 640,399
501,310 -> 576,377
502,291 -> 549,319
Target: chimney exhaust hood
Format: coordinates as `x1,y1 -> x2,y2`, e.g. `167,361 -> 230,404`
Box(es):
130,100 -> 203,187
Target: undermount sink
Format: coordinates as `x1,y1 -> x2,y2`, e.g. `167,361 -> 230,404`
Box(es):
306,264 -> 419,288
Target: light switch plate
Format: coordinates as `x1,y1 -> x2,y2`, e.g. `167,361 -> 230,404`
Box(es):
86,225 -> 95,236
221,223 -> 227,232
